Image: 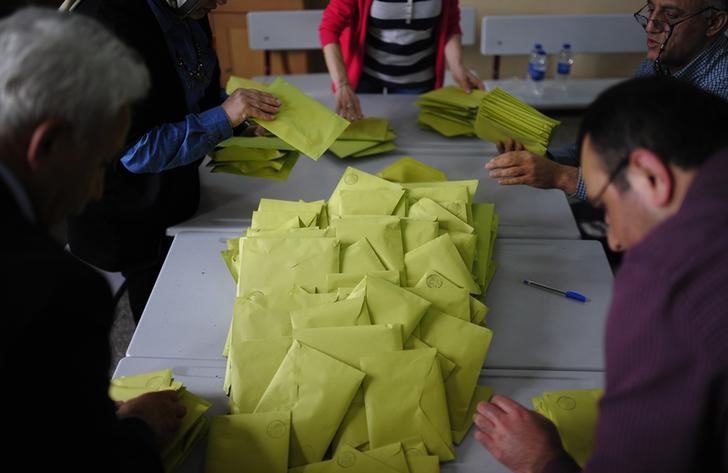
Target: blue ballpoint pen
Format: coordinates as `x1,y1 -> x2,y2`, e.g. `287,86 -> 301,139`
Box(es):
522,279 -> 587,302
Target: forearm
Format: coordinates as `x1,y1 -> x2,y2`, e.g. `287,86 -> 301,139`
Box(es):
556,164 -> 579,195
323,42 -> 350,90
443,33 -> 464,71
121,107 -> 231,173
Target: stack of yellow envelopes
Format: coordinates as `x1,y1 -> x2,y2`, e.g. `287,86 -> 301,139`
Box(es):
532,388 -> 603,467
474,87 -> 561,156
415,86 -> 488,137
328,117 -> 397,158
208,135 -> 299,180
109,369 -> 212,472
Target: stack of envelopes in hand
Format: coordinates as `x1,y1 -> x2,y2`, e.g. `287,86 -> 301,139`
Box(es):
208,75 -> 350,179
328,117 -> 397,158
415,86 -> 488,137
215,158 -> 503,471
474,87 -> 561,156
532,389 -> 603,468
109,369 -> 212,472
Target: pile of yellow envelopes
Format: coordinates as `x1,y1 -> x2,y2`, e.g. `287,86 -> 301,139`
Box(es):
109,369 -> 212,472
214,158 -> 502,472
415,86 -> 488,137
328,117 -> 397,158
474,87 -> 561,156
532,388 -> 603,467
207,76 -> 350,179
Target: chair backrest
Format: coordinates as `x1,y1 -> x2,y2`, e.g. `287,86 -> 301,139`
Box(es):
247,6 -> 478,51
480,14 -> 645,56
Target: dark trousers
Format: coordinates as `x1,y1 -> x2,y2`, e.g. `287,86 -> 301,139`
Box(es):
122,236 -> 173,324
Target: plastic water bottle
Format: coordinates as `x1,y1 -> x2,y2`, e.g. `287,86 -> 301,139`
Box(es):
556,43 -> 574,89
527,43 -> 547,96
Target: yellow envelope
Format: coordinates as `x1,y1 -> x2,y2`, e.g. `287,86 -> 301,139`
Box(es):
210,146 -> 284,163
293,324 -> 404,452
161,388 -> 212,472
328,167 -> 404,218
532,389 -> 603,467
446,230 -> 478,272
405,234 -> 481,294
377,156 -> 448,183
405,334 -> 457,382
225,75 -> 267,94
417,111 -> 473,137
216,135 -> 296,150
251,209 -> 319,231
409,198 -> 474,234
237,236 -> 339,296
400,217 -> 439,253
329,139 -> 385,158
253,78 -> 350,160
339,188 -> 406,216
290,296 -> 371,329
361,348 -> 454,461
362,442 -> 411,472
331,215 -> 405,278
337,116 -> 390,141
403,180 -> 477,224
402,437 -> 441,473
407,286 -> 472,321
258,198 -> 329,228
469,296 -> 489,326
418,310 -> 493,431
349,275 -> 431,339
109,368 -> 174,401
205,412 -> 290,473
340,237 -> 386,273
324,270 -> 400,292
350,141 -> 397,157
254,340 -> 365,467
227,336 -> 292,414
472,203 -> 498,290
288,444 -> 402,473
414,269 -> 459,289
451,385 -> 494,444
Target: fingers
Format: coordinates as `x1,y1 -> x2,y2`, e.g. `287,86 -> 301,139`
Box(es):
490,395 -> 524,415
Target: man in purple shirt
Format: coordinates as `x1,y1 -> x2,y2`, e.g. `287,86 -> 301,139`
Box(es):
473,76 -> 728,472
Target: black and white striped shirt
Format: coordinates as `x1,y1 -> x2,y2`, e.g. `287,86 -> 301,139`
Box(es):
363,0 -> 442,88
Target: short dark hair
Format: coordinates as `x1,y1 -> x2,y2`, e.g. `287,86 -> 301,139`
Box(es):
578,76 -> 728,188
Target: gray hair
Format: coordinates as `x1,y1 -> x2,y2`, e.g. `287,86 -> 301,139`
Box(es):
0,7 -> 149,148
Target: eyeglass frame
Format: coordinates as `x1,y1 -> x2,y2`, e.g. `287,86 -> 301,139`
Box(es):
633,3 -> 719,33
588,156 -> 631,209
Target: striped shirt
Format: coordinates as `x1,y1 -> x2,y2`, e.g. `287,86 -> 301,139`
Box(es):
363,0 -> 442,88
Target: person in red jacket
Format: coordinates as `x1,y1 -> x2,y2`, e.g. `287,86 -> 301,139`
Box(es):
319,0 -> 482,120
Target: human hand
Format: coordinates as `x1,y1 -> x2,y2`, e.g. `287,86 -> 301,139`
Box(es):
222,88 -> 281,128
485,148 -> 578,193
474,395 -> 566,473
117,390 -> 187,447
335,84 -> 363,120
451,65 -> 484,93
497,138 -> 526,154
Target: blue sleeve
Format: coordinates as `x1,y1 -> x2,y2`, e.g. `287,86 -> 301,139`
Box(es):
548,143 -> 579,167
121,106 -> 232,174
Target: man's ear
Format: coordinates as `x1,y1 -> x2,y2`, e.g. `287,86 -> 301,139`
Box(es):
627,148 -> 673,208
26,118 -> 65,171
706,10 -> 728,37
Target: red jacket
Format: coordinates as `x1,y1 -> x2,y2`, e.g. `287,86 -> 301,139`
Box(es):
319,0 -> 462,90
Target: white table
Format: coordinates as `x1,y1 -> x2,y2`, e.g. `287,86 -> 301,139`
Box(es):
126,232 -> 238,359
484,78 -> 625,110
113,358 -> 603,473
169,95 -> 579,240
484,239 -> 613,371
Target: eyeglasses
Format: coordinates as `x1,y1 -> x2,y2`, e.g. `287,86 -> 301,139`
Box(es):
588,156 -> 630,209
633,4 -> 718,33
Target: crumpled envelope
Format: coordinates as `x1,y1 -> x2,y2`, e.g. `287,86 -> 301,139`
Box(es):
328,167 -> 404,218
254,340 -> 365,467
290,296 -> 371,329
205,411 -> 290,473
331,215 -> 405,278
377,156 -> 448,183
349,275 -> 431,339
324,270 -> 400,292
237,236 -> 339,296
418,310 -> 493,432
361,348 -> 454,461
400,217 -> 439,253
340,237 -> 386,273
252,77 -> 350,160
339,188 -> 406,217
405,233 -> 481,294
532,388 -> 603,467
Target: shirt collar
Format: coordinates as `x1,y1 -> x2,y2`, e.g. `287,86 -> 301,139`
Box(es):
672,34 -> 728,79
0,161 -> 36,223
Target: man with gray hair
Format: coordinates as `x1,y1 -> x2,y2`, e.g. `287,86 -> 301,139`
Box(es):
0,8 -> 185,471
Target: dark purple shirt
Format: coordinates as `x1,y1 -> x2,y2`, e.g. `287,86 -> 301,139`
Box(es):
545,147 -> 728,473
